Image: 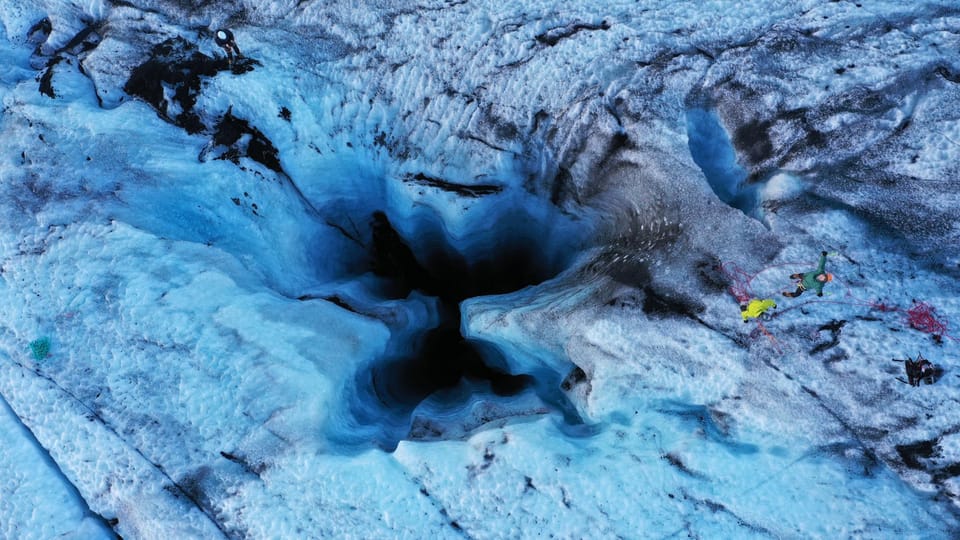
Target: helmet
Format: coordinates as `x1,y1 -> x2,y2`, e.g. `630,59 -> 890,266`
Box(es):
217,30 -> 228,41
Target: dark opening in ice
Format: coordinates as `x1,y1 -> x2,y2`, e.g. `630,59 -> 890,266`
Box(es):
342,210 -> 583,450
372,324 -> 534,408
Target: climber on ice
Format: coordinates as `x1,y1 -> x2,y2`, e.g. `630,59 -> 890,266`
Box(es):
740,298 -> 777,323
782,251 -> 833,298
215,28 -> 242,65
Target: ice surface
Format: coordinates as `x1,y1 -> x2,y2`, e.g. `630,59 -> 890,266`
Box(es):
0,385 -> 113,539
1,0 -> 959,538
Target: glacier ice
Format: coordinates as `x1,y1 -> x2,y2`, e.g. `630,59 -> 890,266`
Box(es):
1,0 -> 959,538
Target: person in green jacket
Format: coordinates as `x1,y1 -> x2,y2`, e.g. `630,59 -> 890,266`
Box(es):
782,251 -> 833,298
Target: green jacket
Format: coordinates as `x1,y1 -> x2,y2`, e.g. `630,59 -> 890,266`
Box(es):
800,253 -> 828,294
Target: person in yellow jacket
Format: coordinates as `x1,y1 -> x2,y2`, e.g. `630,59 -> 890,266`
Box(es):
741,298 -> 777,323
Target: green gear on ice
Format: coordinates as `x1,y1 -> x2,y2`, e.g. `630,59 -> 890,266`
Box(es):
29,337 -> 50,361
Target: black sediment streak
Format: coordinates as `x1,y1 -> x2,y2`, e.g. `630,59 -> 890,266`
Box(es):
662,452 -> 703,478
733,119 -> 774,165
124,38 -> 221,133
38,57 -> 62,98
213,110 -> 283,173
810,319 -> 846,355
27,18 -> 52,46
560,366 -> 587,391
549,166 -> 575,207
896,438 -> 938,470
403,173 -> 502,198
642,286 -> 704,320
33,21 -> 102,99
124,38 -> 258,134
935,66 -> 960,84
61,25 -> 100,55
220,450 -> 265,478
535,20 -> 611,47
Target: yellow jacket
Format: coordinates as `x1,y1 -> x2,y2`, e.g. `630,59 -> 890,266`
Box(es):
741,298 -> 777,321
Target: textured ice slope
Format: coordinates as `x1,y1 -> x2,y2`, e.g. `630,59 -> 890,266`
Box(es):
1,0 -> 959,538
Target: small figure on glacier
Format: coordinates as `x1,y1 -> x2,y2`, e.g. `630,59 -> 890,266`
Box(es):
740,298 -> 777,323
904,354 -> 937,387
214,28 -> 242,65
782,251 -> 832,298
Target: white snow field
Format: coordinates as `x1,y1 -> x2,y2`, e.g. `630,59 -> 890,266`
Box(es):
1,0 -> 959,538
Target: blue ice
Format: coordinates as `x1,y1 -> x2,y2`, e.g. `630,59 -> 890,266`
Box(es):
686,108 -> 761,220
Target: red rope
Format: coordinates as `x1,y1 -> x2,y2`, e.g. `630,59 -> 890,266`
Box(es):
719,259 -> 823,305
718,261 -> 753,304
754,321 -> 783,353
720,260 -> 958,343
867,301 -> 899,313
906,302 -> 949,336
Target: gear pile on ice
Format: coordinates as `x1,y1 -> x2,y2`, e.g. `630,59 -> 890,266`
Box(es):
901,354 -> 938,387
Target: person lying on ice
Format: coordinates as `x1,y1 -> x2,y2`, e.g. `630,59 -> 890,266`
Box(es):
740,298 -> 777,323
782,251 -> 833,298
